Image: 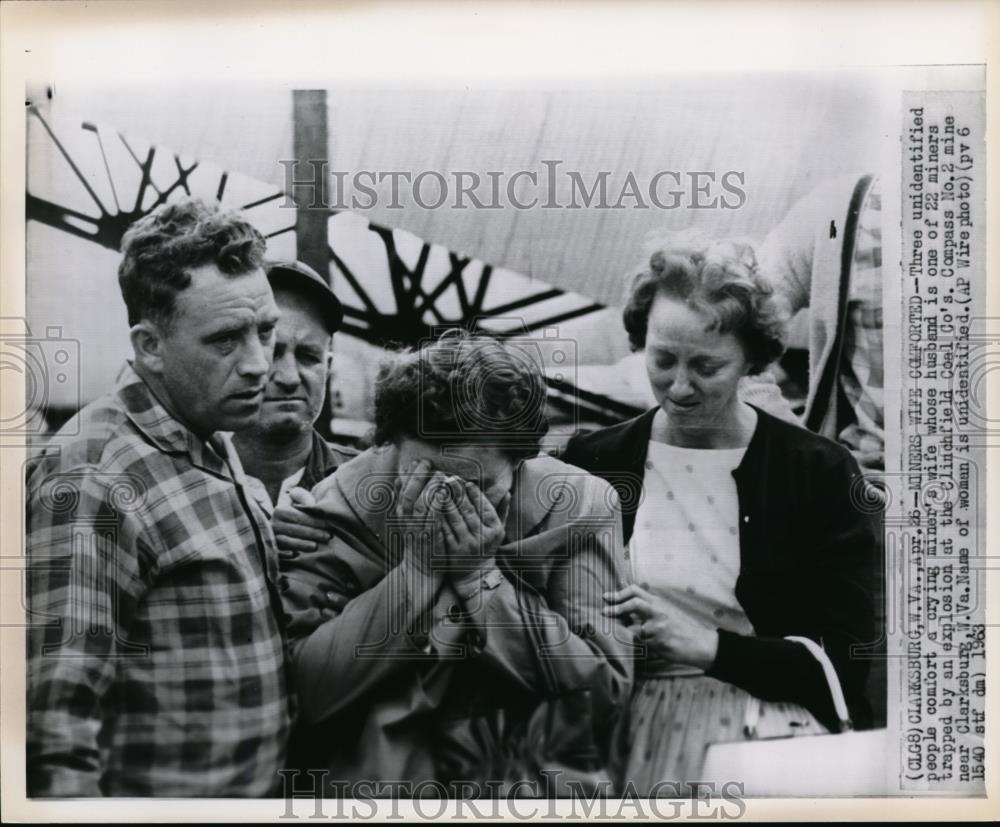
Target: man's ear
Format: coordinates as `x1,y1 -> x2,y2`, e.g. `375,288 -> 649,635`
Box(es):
324,336 -> 335,372
130,320 -> 166,374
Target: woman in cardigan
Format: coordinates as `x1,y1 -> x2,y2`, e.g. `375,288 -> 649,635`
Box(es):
561,234 -> 879,794
272,330 -> 632,795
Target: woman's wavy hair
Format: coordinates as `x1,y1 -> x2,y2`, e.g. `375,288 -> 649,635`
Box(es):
372,330 -> 549,461
622,231 -> 788,374
118,197 -> 266,329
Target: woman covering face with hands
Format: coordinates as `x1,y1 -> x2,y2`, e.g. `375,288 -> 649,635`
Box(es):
389,459 -> 510,580
273,330 -> 632,793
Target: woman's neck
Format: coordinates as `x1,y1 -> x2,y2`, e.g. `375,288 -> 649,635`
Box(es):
651,402 -> 758,449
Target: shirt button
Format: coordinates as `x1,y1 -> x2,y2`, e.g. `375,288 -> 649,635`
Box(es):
688,523 -> 696,532
729,527 -> 738,536
685,464 -> 693,473
743,515 -> 750,523
645,460 -> 654,470
711,554 -> 719,564
666,491 -> 674,500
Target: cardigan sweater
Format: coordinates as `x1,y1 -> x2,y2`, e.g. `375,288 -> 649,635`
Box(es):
561,406 -> 879,731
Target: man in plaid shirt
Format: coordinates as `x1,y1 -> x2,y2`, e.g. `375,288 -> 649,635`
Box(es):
26,199 -> 291,796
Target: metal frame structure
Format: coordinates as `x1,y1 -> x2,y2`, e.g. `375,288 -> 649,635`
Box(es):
25,103 -> 644,429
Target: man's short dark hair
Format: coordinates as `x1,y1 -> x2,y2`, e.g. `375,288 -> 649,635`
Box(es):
118,198 -> 267,328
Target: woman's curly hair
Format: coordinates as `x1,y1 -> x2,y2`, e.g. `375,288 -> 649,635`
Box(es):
372,330 -> 550,461
622,231 -> 788,374
118,197 -> 266,329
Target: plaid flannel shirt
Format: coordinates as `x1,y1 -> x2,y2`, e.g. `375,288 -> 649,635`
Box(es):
839,179 -> 884,469
26,363 -> 291,797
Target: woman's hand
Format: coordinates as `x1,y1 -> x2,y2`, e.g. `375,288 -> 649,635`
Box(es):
394,461 -> 509,579
394,461 -> 448,576
435,476 -> 509,578
272,487 -> 332,553
602,583 -> 720,670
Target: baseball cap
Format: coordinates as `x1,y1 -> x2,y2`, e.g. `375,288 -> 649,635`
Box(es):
265,260 -> 344,333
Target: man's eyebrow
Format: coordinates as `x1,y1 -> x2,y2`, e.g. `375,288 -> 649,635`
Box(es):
203,321 -> 250,339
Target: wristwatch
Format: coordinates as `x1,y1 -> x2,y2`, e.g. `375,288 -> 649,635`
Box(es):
455,567 -> 505,604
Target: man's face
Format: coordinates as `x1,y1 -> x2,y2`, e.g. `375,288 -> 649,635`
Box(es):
255,288 -> 332,440
155,264 -> 279,435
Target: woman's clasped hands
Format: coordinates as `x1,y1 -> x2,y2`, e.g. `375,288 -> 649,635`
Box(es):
272,457 -> 510,581
393,459 -> 509,578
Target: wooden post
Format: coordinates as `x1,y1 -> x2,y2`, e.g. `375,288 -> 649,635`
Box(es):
291,89 -> 335,439
292,89 -> 330,278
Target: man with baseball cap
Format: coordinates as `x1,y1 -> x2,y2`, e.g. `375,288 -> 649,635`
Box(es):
233,260 -> 357,520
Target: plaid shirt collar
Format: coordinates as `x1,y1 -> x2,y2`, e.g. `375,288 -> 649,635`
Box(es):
114,361 -> 231,479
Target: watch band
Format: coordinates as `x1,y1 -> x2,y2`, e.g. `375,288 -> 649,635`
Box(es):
455,568 -> 505,603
